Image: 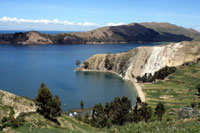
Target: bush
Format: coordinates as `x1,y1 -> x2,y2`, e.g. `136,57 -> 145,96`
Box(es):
155,103 -> 165,121
84,112 -> 89,124
104,56 -> 114,70
10,117 -> 19,128
83,62 -> 89,69
1,116 -> 8,123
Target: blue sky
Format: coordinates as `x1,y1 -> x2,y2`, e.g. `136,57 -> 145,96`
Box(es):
0,0 -> 200,31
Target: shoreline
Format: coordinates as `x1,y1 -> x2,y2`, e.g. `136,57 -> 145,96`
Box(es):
75,69 -> 145,102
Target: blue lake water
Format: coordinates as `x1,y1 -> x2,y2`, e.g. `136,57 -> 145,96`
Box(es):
0,43 -> 160,112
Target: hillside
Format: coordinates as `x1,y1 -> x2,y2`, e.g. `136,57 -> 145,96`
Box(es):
0,22 -> 199,45
0,89 -> 100,132
76,41 -> 200,79
140,22 -> 200,39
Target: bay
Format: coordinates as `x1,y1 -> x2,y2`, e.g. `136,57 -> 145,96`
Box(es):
0,43 -> 160,112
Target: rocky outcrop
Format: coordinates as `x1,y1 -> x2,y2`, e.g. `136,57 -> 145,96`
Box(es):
0,90 -> 37,118
0,22 -> 199,45
76,41 -> 200,80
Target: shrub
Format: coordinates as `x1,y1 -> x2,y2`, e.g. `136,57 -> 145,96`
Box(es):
10,117 -> 19,128
155,103 -> 165,121
83,62 -> 89,69
104,56 -> 114,70
1,116 -> 8,123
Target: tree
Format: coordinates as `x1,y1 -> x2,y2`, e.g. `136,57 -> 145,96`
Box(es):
84,112 -> 89,123
111,96 -> 131,125
76,60 -> 81,66
83,62 -> 89,69
138,103 -> 152,122
198,86 -> 200,95
35,83 -> 53,118
136,96 -> 142,104
80,100 -> 84,109
104,102 -> 110,115
92,103 -> 107,128
50,95 -> 62,118
155,103 -> 165,121
35,83 -> 62,119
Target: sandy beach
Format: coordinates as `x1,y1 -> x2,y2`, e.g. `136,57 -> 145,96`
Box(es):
129,79 -> 145,102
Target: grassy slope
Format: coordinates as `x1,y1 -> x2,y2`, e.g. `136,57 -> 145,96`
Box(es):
13,113 -> 100,133
142,61 -> 200,109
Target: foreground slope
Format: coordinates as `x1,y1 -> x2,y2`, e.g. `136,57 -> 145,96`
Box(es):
0,89 -> 99,132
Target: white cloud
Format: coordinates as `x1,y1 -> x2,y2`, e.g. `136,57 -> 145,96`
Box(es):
0,16 -> 126,31
196,27 -> 200,32
0,16 -> 100,27
106,22 -> 125,26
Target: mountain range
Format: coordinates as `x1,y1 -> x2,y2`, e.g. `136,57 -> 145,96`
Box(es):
0,22 -> 199,45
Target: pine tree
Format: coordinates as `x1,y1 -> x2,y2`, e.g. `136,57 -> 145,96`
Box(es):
35,83 -> 53,118
80,100 -> 84,109
50,95 -> 62,118
35,83 -> 62,119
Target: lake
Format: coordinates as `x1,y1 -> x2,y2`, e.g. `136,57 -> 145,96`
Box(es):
0,43 -> 160,112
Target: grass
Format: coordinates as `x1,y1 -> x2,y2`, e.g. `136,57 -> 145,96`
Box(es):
106,118 -> 200,133
142,61 -> 200,110
10,113 -> 100,133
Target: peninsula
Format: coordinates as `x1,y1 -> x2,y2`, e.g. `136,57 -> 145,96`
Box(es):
75,41 -> 200,101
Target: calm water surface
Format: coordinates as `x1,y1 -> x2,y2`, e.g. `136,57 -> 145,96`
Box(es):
0,43 -> 160,111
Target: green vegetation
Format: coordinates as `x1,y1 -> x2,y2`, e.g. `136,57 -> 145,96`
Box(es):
142,61 -> 200,109
76,60 -> 81,66
83,61 -> 89,69
137,66 -> 177,83
35,83 -> 62,121
155,103 -> 165,121
89,96 -> 155,128
80,100 -> 84,109
104,55 -> 114,70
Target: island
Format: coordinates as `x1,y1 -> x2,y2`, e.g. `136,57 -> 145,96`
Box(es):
0,22 -> 199,45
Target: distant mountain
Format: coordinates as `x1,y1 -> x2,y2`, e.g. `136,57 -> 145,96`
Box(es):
0,22 -> 199,45
140,22 -> 200,39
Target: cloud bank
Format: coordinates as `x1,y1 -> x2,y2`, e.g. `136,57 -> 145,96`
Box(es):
0,16 -> 124,31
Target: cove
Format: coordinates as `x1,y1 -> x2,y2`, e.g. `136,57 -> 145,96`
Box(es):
0,43 -> 160,112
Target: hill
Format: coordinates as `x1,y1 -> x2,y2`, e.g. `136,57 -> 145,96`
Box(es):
0,22 -> 199,45
140,22 -> 200,39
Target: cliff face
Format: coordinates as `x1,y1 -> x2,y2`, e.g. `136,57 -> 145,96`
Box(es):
76,41 -> 200,80
0,90 -> 37,119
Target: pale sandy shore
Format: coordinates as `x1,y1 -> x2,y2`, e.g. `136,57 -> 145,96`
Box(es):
75,69 -> 146,102
129,79 -> 145,102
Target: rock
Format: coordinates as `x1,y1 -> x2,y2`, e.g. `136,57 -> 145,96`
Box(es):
0,90 -> 37,118
76,41 -> 200,79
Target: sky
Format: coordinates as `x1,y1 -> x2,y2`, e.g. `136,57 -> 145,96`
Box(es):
0,0 -> 200,31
